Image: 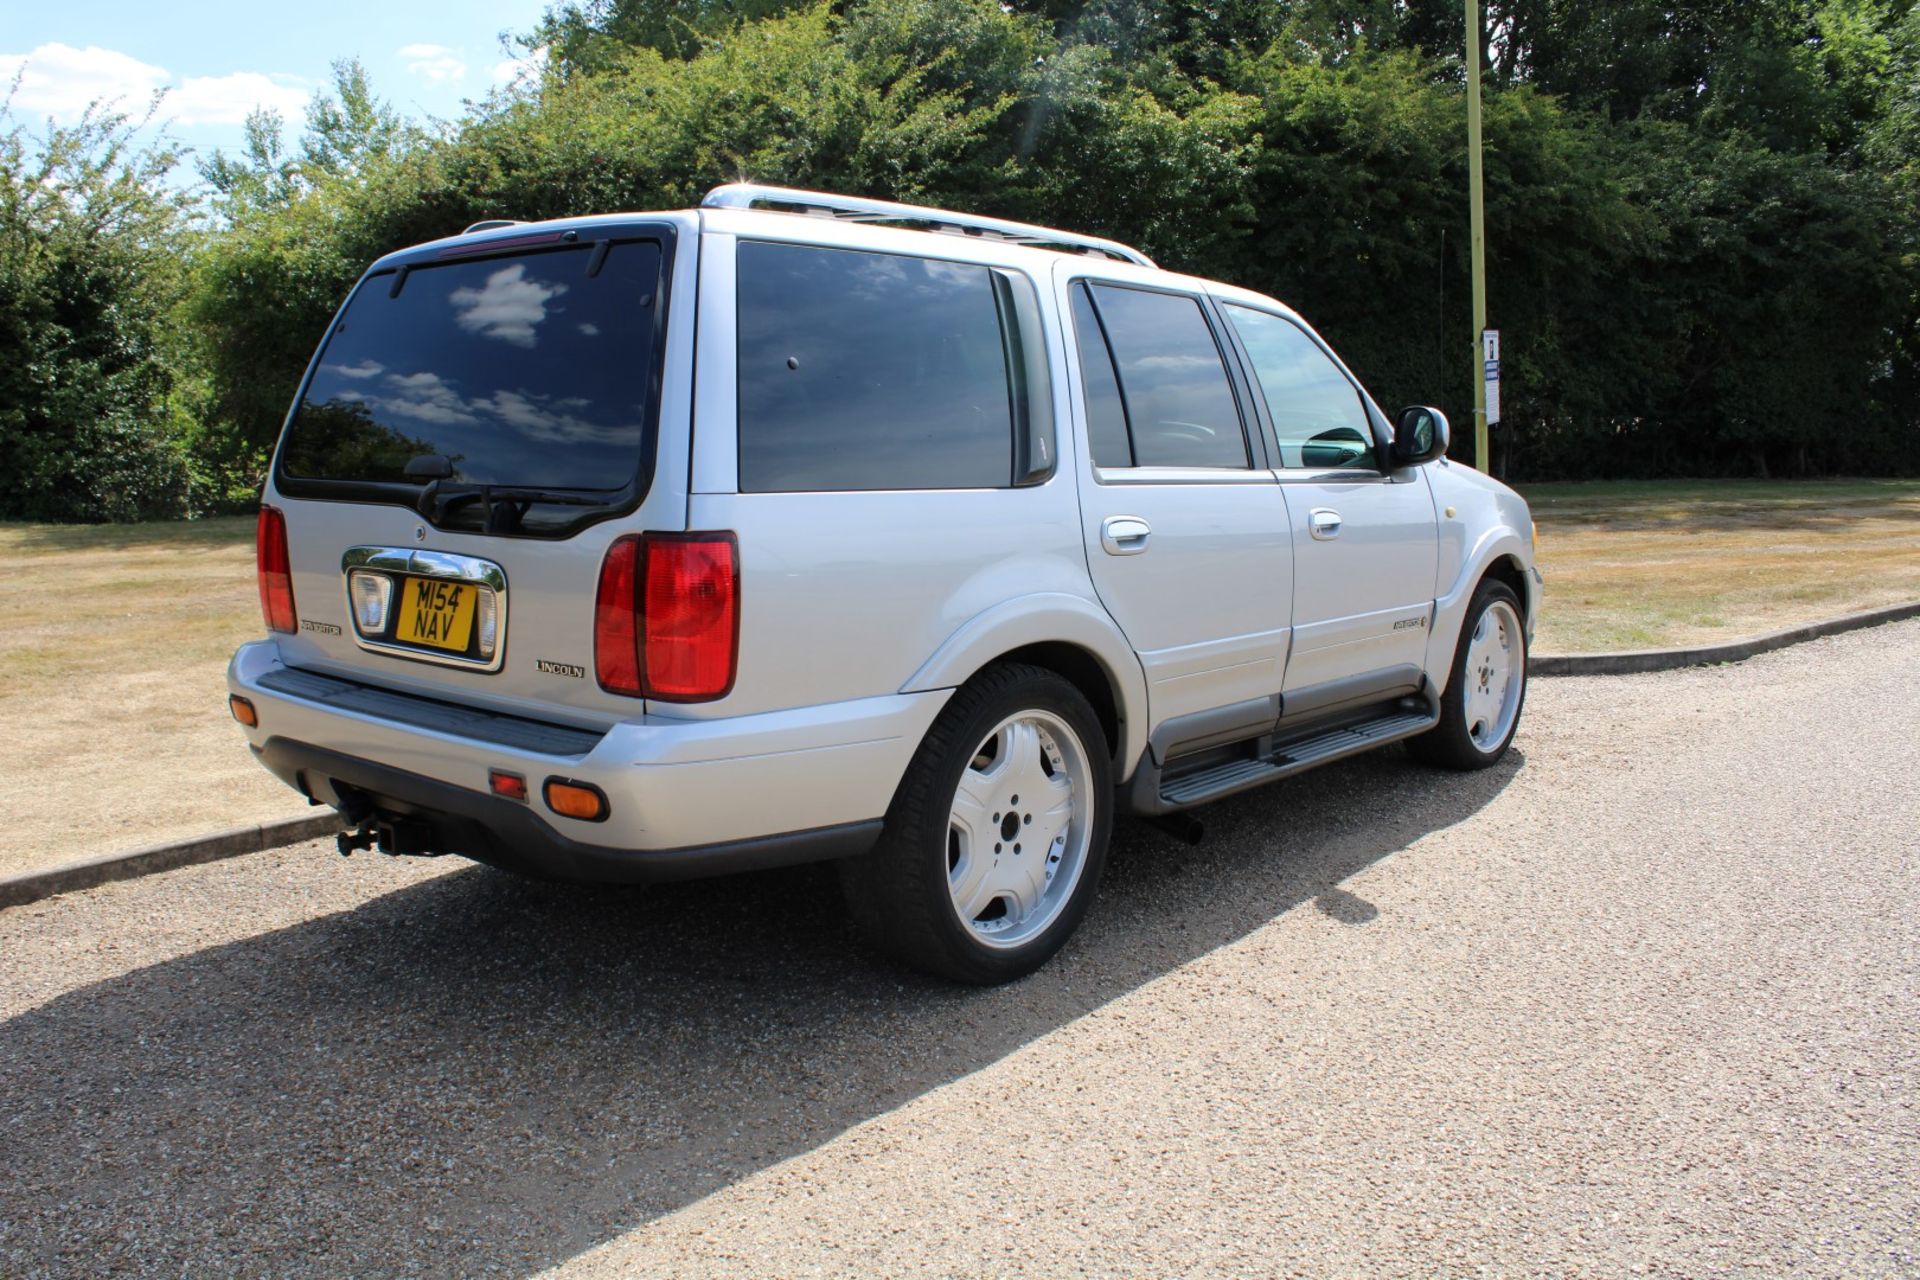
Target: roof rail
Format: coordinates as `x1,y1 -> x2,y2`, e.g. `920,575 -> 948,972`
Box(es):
462,219 -> 521,234
701,183 -> 1156,268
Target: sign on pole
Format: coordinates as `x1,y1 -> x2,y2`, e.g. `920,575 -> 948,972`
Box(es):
1482,329 -> 1501,427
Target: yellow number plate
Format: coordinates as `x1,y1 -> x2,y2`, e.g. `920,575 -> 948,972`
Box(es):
394,577 -> 478,653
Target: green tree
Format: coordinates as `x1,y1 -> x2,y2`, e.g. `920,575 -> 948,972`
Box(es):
0,100 -> 193,521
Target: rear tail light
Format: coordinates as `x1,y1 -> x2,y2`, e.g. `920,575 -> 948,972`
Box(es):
594,537 -> 643,696
594,532 -> 739,702
257,505 -> 297,633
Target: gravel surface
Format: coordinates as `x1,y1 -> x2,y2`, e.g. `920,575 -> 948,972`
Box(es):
3,620 -> 1916,1278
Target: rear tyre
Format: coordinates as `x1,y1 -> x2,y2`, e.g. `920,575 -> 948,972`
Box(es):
1407,578 -> 1528,771
839,663 -> 1113,985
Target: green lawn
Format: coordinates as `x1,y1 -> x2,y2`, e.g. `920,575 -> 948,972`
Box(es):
2,479 -> 1914,873
1520,478 -> 1920,653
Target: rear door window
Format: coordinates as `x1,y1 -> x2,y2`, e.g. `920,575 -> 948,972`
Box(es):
1082,284 -> 1250,470
1069,284 -> 1135,469
735,241 -> 1016,492
281,242 -> 664,514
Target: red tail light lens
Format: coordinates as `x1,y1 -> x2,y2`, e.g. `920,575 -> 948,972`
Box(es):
256,505 -> 297,633
642,534 -> 740,701
594,533 -> 739,702
594,535 -> 643,696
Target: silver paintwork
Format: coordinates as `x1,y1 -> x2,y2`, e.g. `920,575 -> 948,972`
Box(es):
229,640 -> 949,849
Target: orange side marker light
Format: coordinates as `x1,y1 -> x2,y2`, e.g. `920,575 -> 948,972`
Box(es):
543,778 -> 609,822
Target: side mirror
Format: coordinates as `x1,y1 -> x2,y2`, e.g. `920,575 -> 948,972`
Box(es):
1392,406 -> 1450,467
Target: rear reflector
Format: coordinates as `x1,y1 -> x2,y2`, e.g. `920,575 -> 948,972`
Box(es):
544,778 -> 609,822
489,770 -> 529,803
256,505 -> 297,633
228,695 -> 258,728
594,532 -> 739,702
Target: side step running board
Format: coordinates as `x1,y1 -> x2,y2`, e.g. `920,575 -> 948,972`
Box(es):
1156,709 -> 1438,810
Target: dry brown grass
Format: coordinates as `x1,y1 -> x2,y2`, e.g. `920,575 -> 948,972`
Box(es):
0,519 -> 311,876
1524,479 -> 1920,654
0,478 -> 1915,877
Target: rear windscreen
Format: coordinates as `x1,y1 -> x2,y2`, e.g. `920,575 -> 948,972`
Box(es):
280,241 -> 662,498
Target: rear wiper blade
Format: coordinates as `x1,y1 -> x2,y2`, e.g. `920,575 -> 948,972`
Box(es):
435,485 -> 606,511
418,482 -> 609,529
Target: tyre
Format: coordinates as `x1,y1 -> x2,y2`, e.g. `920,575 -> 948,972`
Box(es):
839,663 -> 1113,984
1407,578 -> 1528,770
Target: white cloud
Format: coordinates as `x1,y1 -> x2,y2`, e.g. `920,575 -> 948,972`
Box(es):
450,264 -> 568,349
0,42 -> 306,126
0,43 -> 167,120
491,45 -> 548,88
170,71 -> 308,126
379,371 -> 479,426
399,43 -> 466,83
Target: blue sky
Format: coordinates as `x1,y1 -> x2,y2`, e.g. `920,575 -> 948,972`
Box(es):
4,0 -> 550,178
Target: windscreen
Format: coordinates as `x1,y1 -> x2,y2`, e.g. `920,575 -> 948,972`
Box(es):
280,241 -> 662,498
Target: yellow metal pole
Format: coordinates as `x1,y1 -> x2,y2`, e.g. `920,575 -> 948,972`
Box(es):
1466,0 -> 1489,472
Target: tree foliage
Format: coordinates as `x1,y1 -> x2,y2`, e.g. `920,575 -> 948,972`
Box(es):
0,101 -> 193,521
3,0 -> 1918,521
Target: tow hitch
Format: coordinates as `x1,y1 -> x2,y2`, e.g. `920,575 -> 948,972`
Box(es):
335,816 -> 442,858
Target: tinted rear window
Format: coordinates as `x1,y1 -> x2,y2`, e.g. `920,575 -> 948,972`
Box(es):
1088,284 -> 1249,469
281,242 -> 662,496
736,241 -> 1014,492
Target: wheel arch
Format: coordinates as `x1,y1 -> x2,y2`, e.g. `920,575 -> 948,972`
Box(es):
1480,553 -> 1533,622
1426,531 -> 1534,696
901,594 -> 1149,780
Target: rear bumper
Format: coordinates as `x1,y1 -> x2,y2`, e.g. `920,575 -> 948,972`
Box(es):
227,641 -> 947,879
253,737 -> 880,882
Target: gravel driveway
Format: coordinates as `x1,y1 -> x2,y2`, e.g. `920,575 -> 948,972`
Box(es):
3,620 -> 1916,1278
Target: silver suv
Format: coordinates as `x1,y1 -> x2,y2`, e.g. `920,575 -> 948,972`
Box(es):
228,185 -> 1540,983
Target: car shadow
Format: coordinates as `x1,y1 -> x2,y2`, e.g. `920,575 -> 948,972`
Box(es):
0,747 -> 1523,1277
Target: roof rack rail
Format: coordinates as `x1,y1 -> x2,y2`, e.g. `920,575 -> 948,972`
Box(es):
701,184 -> 1156,268
462,219 -> 521,234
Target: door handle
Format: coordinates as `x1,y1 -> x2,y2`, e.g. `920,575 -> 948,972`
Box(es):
1101,516 -> 1152,556
1308,508 -> 1343,541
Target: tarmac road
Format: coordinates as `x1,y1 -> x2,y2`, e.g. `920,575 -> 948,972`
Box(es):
3,620 -> 1916,1278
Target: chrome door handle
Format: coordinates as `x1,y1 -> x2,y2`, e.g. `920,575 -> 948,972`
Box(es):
1308,508 -> 1343,541
1101,516 -> 1152,556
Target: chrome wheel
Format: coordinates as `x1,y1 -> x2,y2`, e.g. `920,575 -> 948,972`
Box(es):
945,709 -> 1094,950
1463,599 -> 1524,752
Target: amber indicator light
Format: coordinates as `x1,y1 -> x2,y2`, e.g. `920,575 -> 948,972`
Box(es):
543,778 -> 609,822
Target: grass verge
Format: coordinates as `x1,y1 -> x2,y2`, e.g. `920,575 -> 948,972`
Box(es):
1522,478 -> 1920,654
0,518 -> 312,877
1,478 -> 1915,876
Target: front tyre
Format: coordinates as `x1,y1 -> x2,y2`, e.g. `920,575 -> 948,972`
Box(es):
1408,579 -> 1528,770
839,663 -> 1113,984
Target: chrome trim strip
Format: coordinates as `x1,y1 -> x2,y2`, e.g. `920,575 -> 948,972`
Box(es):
1093,466 -> 1274,487
339,546 -> 509,672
